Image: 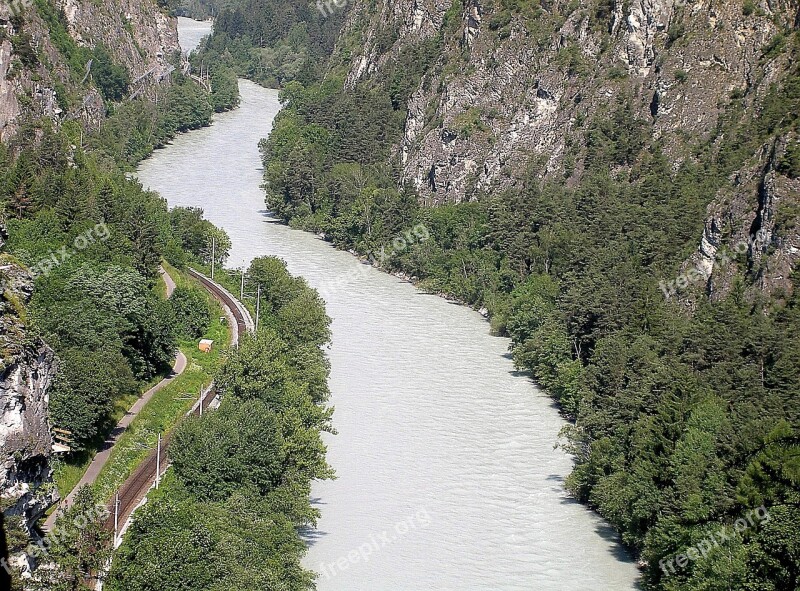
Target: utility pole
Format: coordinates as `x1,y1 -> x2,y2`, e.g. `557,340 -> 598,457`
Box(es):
114,494 -> 120,544
255,284 -> 261,333
240,269 -> 245,301
155,434 -> 161,490
211,236 -> 216,280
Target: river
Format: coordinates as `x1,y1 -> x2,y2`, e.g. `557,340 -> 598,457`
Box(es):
176,17 -> 212,55
137,19 -> 641,591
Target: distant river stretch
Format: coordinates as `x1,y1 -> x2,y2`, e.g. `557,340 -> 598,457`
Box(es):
137,18 -> 641,591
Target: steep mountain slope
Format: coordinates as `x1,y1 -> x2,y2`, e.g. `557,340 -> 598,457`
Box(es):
337,0 -> 799,299
0,0 -> 179,141
233,0 -> 800,588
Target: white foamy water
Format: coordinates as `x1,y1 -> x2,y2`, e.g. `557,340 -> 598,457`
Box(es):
135,20 -> 641,590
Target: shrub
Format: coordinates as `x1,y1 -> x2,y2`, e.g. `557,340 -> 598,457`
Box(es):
762,33 -> 786,60
170,286 -> 212,339
92,45 -> 130,101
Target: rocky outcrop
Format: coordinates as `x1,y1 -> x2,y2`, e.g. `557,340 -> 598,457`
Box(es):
685,137 -> 800,302
0,0 -> 179,141
0,255 -> 57,575
0,33 -> 21,144
62,0 -> 179,89
338,0 -> 800,297
0,346 -> 57,574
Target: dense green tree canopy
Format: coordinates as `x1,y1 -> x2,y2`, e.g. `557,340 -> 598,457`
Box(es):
171,398 -> 286,500
107,482 -> 313,591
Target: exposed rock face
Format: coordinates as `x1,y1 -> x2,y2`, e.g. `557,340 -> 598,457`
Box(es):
343,0 -> 451,86
0,347 -> 57,571
339,0 -> 800,297
0,0 -> 180,141
62,0 -> 179,84
0,257 -> 57,574
0,33 -> 21,144
685,137 -> 800,303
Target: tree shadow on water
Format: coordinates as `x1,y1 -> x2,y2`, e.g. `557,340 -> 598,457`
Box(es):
552,487 -> 642,584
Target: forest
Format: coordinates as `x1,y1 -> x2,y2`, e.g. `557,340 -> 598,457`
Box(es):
191,0 -> 345,87
2,121 -> 228,590
1,0 -> 797,588
192,2 -> 800,589
0,0 -> 249,457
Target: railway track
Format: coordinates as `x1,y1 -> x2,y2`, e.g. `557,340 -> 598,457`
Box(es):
102,385 -> 218,533
187,268 -> 255,345
100,269 -> 254,536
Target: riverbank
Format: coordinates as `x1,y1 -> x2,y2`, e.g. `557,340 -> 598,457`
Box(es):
137,65 -> 640,589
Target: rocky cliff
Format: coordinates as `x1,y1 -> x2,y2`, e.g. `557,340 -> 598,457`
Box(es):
0,219 -> 57,575
0,0 -> 179,141
337,0 -> 800,299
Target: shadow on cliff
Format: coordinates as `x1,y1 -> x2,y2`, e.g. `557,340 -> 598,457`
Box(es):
0,512 -> 10,589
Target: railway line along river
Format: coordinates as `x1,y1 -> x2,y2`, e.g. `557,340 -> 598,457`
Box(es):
136,18 -> 641,591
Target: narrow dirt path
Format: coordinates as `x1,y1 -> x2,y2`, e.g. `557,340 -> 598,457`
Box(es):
43,266 -> 185,531
160,265 -> 177,297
